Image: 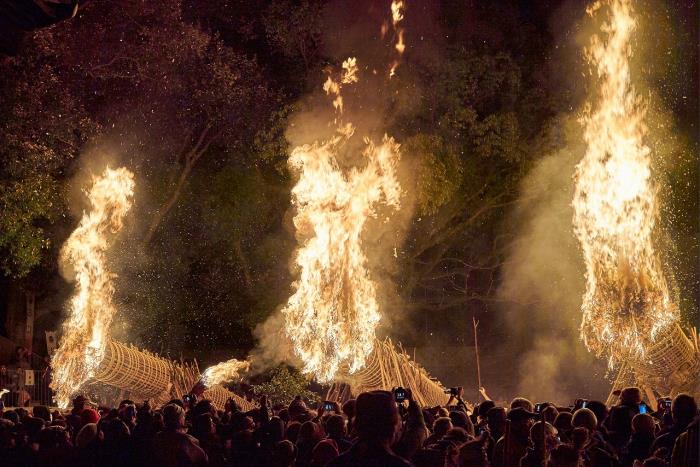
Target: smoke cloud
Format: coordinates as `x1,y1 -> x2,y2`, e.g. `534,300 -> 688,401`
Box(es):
496,119 -> 609,402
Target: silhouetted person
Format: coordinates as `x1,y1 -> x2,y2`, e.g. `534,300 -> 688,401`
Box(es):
328,390 -> 411,467
520,421 -> 559,467
424,417 -> 452,447
326,414 -> 352,453
152,403 -> 208,467
493,407 -> 537,467
651,394 -> 697,463
623,413 -> 656,467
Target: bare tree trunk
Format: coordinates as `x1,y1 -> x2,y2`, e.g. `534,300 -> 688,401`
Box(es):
143,125 -> 214,245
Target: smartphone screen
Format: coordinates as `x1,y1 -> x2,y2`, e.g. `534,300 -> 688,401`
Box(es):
581,401 -> 587,408
639,403 -> 647,414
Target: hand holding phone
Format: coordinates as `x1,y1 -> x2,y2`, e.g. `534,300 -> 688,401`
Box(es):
393,387 -> 407,403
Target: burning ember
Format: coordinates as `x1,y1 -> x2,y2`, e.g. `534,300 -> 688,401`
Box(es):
573,0 -> 677,366
51,167 -> 135,407
202,358 -> 250,387
282,2 -> 406,383
388,0 -> 406,77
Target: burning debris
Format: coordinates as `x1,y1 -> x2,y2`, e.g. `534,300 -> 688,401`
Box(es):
282,88 -> 402,382
50,167 -> 135,408
388,0 -> 406,77
574,0 -> 699,395
573,0 -> 677,365
281,2 -> 408,383
202,358 -> 250,387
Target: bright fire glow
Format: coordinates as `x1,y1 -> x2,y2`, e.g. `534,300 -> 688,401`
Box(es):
573,0 -> 677,365
202,358 -> 250,387
391,1 -> 404,25
283,50 -> 402,382
389,0 -> 406,77
50,167 -> 135,407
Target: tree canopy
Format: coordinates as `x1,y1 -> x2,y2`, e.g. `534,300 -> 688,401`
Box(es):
0,0 -> 695,388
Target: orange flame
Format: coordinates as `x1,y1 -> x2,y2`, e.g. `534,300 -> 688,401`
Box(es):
283,47 -> 402,382
388,0 -> 406,77
50,167 -> 135,407
202,358 -> 250,387
573,0 -> 677,365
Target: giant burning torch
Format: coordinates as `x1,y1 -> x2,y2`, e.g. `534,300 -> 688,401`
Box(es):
202,1 -> 447,405
281,1 -> 406,384
281,1 -> 446,405
573,0 -> 699,398
51,167 -> 253,410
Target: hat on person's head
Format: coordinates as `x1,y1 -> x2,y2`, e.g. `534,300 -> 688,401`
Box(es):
289,397 -> 308,419
507,407 -> 538,423
354,390 -> 399,440
619,387 -> 642,405
81,408 -> 100,425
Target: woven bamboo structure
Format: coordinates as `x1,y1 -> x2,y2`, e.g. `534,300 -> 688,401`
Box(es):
327,338 -> 447,408
632,324 -> 700,394
91,339 -> 253,410
94,340 -> 175,401
606,324 -> 700,404
202,383 -> 257,412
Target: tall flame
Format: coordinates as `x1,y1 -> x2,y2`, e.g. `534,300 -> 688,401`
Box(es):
573,0 -> 677,365
51,167 -> 135,407
283,4 -> 405,381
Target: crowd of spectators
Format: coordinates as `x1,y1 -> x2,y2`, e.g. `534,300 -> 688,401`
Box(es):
0,385 -> 697,466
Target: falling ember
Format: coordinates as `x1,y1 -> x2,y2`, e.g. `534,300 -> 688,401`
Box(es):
573,0 -> 677,365
202,358 -> 250,387
391,0 -> 404,25
50,167 -> 135,407
388,0 -> 406,77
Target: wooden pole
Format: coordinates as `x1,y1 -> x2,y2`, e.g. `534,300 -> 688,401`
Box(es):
473,316 -> 482,401
540,411 -> 546,466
